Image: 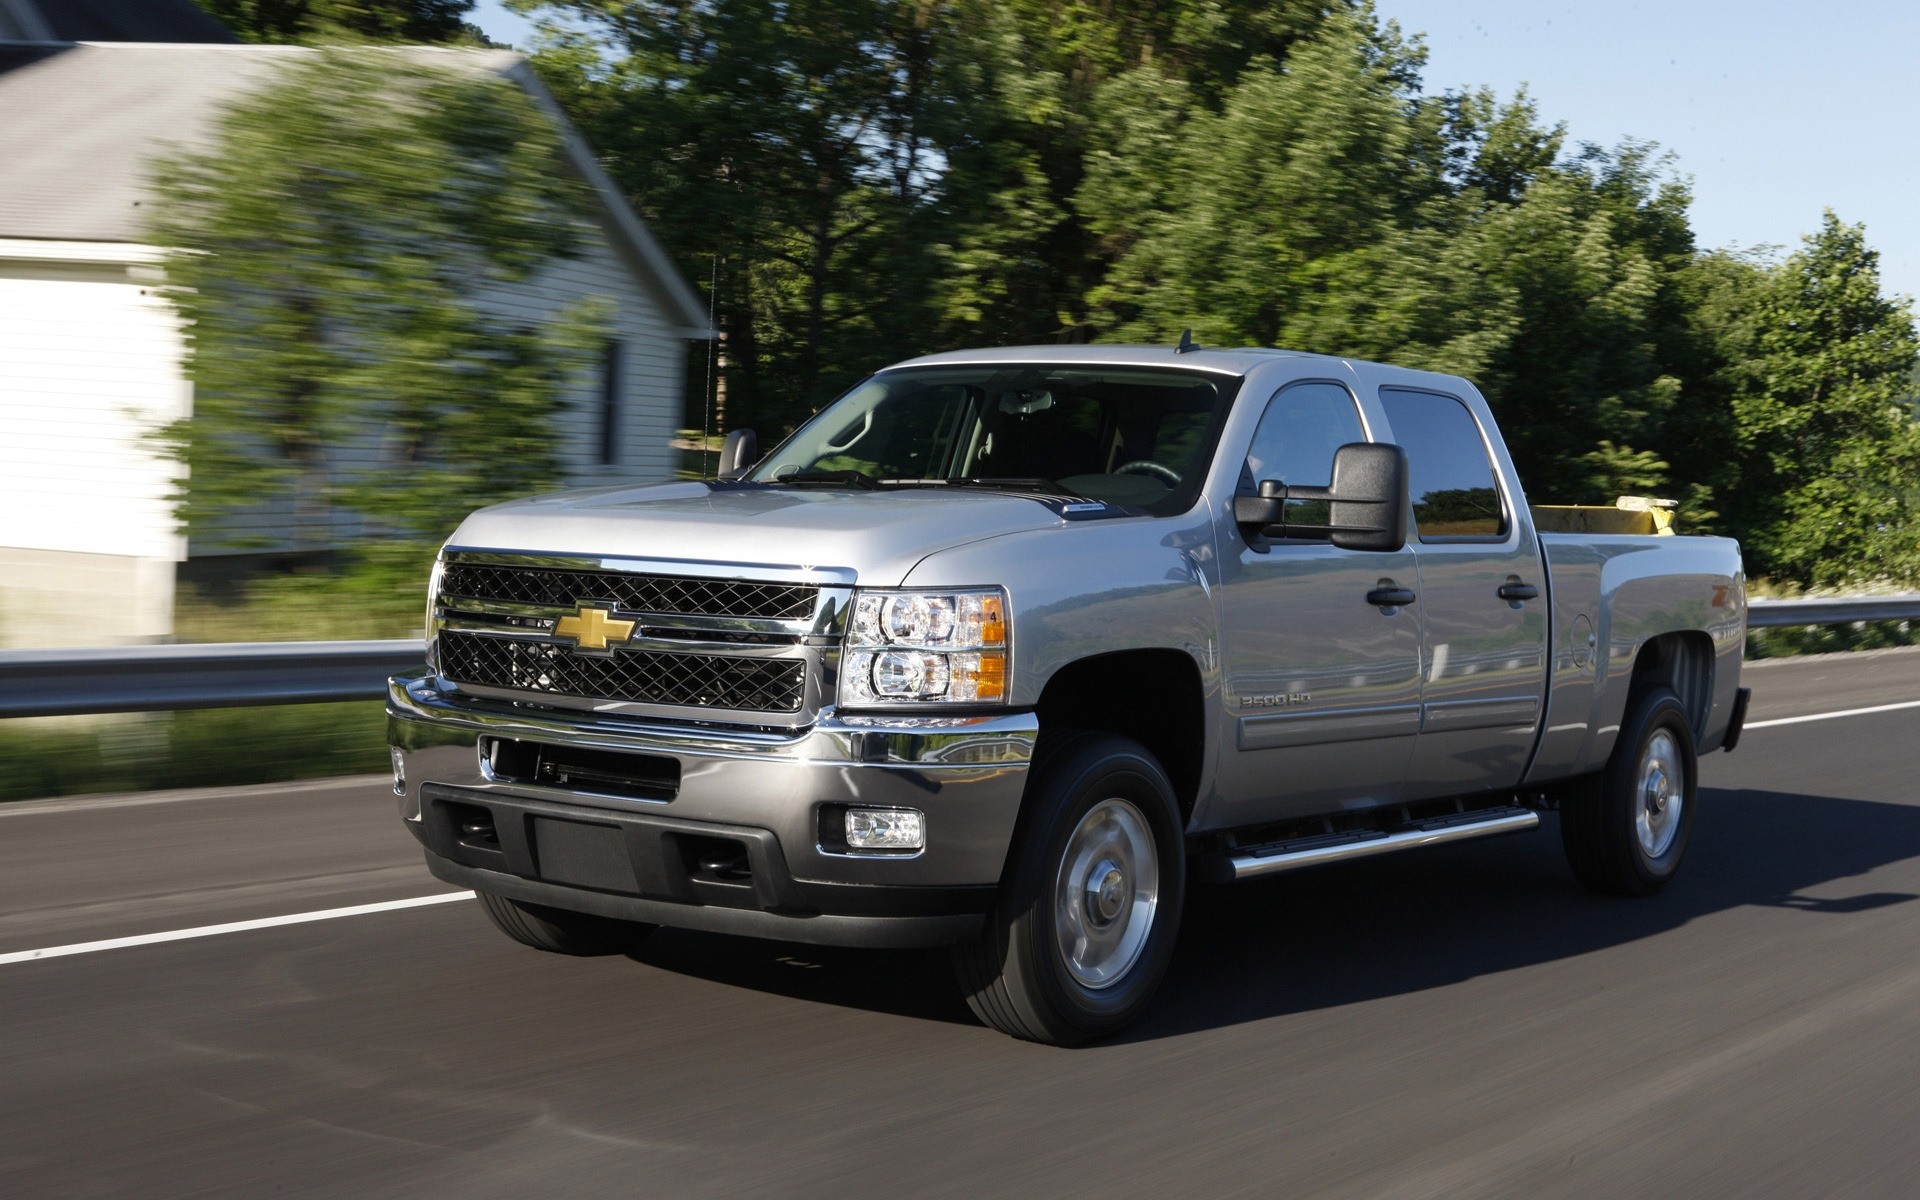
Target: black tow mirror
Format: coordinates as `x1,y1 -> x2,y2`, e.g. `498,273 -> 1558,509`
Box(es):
717,428 -> 758,479
1233,442 -> 1409,552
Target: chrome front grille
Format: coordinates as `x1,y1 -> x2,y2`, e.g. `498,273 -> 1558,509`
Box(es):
439,563 -> 817,620
432,553 -> 847,720
439,632 -> 807,712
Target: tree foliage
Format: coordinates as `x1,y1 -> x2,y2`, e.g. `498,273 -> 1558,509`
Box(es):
1721,213 -> 1920,584
175,0 -> 1917,586
194,0 -> 481,43
151,51 -> 603,550
506,0 -> 1917,583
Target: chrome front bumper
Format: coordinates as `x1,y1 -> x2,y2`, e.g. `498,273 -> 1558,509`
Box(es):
387,673 -> 1037,944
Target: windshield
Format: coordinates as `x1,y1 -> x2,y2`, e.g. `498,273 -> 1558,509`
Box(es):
748,364 -> 1240,513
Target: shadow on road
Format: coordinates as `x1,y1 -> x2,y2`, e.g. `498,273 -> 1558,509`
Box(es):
623,932 -> 971,1026
615,787 -> 1920,1041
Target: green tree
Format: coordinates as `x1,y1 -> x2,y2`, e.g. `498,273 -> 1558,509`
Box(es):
950,0 -> 1341,347
151,51 -> 603,551
1725,212 -> 1920,584
514,0 -> 1350,434
502,0 -> 1916,592
1238,83 -> 1724,513
194,0 -> 480,43
516,0 -> 967,434
1453,144 -> 1706,505
1083,9 -> 1437,346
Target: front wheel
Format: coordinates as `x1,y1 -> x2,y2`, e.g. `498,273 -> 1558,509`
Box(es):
1560,686 -> 1697,896
953,732 -> 1185,1045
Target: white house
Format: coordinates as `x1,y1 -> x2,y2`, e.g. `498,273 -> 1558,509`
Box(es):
0,36 -> 710,649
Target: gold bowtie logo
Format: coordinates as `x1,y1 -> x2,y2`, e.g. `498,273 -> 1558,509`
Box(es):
553,605 -> 636,651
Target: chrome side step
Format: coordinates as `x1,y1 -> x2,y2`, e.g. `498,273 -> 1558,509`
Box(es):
1225,805 -> 1539,882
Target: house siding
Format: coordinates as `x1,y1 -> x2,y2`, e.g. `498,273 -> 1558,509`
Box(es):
0,264 -> 188,562
0,256 -> 187,647
185,214 -> 694,555
484,213 -> 691,487
0,44 -> 707,648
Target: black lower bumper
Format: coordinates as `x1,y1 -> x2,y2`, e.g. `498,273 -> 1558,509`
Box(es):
417,784 -> 991,949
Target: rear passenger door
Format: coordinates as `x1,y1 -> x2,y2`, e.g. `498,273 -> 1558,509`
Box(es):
1377,387 -> 1548,798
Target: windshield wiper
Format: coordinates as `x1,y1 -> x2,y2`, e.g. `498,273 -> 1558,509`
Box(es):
770,469 -> 884,490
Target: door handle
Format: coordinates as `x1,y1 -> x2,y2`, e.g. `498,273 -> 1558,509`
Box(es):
1497,581 -> 1540,602
1367,585 -> 1417,608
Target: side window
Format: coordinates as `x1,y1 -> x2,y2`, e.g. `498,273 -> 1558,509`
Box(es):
1378,388 -> 1506,540
1244,381 -> 1365,491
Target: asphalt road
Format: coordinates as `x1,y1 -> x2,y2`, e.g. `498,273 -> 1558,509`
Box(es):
1,648 -> 1916,1198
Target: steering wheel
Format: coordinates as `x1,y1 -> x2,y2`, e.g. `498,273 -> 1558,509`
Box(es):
1115,460 -> 1181,487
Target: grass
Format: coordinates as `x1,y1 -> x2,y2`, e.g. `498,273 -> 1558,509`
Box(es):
672,427 -> 723,480
172,546 -> 434,644
2,547 -> 417,803
0,701 -> 389,804
1746,620 -> 1918,659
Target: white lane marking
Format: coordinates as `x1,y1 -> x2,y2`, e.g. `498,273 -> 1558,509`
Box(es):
1745,699 -> 1920,730
0,891 -> 475,966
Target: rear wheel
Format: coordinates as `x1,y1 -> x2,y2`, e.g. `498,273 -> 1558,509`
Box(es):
953,732 -> 1185,1045
476,891 -> 656,956
1561,686 -> 1697,896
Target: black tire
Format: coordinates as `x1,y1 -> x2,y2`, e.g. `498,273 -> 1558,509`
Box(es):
953,731 -> 1186,1046
476,890 -> 656,956
1560,686 -> 1697,896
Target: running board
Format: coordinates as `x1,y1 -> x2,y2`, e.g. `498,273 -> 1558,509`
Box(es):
1221,805 -> 1539,882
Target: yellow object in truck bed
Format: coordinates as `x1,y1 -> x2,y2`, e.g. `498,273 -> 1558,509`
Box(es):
1531,496 -> 1677,536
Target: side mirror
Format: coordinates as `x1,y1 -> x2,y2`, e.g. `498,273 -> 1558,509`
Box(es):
717,428 -> 758,479
1233,442 -> 1408,552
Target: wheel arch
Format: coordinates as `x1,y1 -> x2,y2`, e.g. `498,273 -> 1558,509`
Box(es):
1033,648 -> 1206,827
1626,630 -> 1715,742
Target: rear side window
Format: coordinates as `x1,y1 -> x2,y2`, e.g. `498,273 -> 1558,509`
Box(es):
1378,388 -> 1506,541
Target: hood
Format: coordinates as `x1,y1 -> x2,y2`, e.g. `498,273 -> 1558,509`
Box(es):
447,481 -> 1072,584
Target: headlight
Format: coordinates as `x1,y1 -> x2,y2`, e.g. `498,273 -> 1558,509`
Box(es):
841,588 -> 1008,705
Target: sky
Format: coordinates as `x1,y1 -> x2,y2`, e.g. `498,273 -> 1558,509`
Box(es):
471,0 -> 1920,305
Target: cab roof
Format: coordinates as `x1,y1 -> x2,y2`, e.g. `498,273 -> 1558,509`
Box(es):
884,344 -> 1339,377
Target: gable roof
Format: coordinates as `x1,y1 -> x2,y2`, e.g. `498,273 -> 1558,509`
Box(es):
0,42 -> 711,337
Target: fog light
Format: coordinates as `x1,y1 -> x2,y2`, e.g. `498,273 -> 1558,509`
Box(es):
390,746 -> 406,797
845,807 -> 925,852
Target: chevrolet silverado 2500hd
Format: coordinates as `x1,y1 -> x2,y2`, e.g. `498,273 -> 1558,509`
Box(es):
388,345 -> 1750,1045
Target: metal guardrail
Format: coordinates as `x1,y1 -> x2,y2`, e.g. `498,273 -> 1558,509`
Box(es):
1745,594 -> 1920,628
0,640 -> 424,718
0,596 -> 1914,718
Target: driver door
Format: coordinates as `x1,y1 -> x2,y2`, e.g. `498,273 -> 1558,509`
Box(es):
1210,379 -> 1424,827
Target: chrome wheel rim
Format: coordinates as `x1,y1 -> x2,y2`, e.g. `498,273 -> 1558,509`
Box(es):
1054,798 -> 1159,989
1635,728 -> 1685,858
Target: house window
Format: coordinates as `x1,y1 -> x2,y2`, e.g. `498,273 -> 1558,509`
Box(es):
600,339 -> 623,466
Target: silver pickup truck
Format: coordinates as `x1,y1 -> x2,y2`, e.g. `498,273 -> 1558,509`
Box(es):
388,344 -> 1750,1045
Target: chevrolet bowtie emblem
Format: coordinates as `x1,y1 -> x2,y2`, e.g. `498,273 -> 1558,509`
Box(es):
553,605 -> 637,651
